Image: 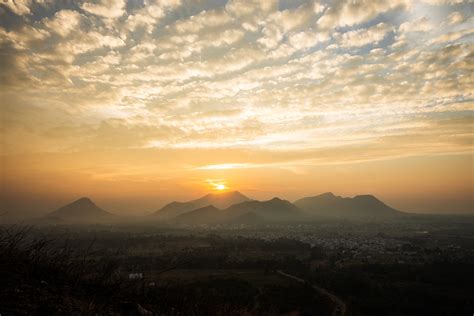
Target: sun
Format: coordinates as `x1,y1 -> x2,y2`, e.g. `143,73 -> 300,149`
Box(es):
215,184 -> 226,191
207,179 -> 228,191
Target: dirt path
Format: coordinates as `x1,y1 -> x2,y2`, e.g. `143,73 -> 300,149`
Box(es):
276,270 -> 346,316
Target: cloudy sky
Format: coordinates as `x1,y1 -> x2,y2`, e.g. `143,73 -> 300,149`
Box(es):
0,0 -> 473,215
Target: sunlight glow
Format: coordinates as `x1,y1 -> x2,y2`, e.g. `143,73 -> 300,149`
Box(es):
197,163 -> 251,170
206,179 -> 228,191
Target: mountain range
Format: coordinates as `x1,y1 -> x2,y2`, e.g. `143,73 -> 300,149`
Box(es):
153,191 -> 250,219
294,192 -> 401,219
43,191 -> 403,224
172,197 -> 304,225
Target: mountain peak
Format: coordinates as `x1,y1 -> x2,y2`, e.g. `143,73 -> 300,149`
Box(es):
353,194 -> 377,200
154,191 -> 251,218
174,204 -> 222,224
199,205 -> 221,211
73,197 -> 95,205
206,190 -> 245,197
295,192 -> 401,218
192,190 -> 251,209
225,197 -> 303,222
267,197 -> 295,207
320,192 -> 335,197
47,197 -> 113,222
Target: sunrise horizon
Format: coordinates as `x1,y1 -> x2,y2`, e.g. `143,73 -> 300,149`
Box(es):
1,0 -> 473,218
1,1 -> 473,314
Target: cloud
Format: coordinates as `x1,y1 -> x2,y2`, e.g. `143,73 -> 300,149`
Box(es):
0,0 -> 472,215
1,0 -> 31,15
44,10 -> 83,37
445,11 -> 465,25
173,8 -> 232,34
289,31 -> 329,50
125,11 -> 159,33
338,22 -> 393,48
0,0 -> 472,167
225,0 -> 277,18
317,0 -> 409,30
81,0 -> 126,18
399,17 -> 433,33
257,3 -> 318,50
420,0 -> 465,4
429,28 -> 473,45
197,163 -> 253,170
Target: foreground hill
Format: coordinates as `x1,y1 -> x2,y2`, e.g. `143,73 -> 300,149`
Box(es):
46,197 -> 115,223
174,197 -> 304,225
294,192 -> 402,219
154,191 -> 251,219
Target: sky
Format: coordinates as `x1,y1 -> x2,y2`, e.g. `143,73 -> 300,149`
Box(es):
0,0 -> 473,216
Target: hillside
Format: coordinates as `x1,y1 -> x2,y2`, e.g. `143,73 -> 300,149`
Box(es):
173,205 -> 223,225
294,192 -> 402,218
154,191 -> 250,219
175,197 -> 305,225
46,197 -> 115,222
225,198 -> 305,222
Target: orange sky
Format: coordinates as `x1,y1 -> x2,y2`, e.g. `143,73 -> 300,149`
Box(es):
1,149 -> 472,215
0,0 -> 473,216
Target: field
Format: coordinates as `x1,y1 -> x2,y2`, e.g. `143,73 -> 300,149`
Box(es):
1,219 -> 474,315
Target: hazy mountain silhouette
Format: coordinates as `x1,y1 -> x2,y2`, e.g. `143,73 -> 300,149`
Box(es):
43,192 -> 402,224
154,191 -> 250,219
175,197 -> 304,224
46,197 -> 115,222
174,205 -> 222,224
191,191 -> 250,209
225,198 -> 305,221
294,192 -> 402,218
154,201 -> 197,219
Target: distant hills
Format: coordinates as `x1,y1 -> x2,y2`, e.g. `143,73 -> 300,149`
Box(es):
224,197 -> 305,222
174,205 -> 223,225
43,191 -> 403,224
294,192 -> 402,218
46,197 -> 115,223
173,197 -> 303,225
153,191 -> 250,219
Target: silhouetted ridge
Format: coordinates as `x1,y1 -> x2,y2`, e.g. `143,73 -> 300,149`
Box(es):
155,201 -> 196,219
319,192 -> 336,198
174,205 -> 222,224
71,197 -> 95,206
46,197 -> 114,222
294,193 -> 402,218
155,191 -> 403,224
192,191 -> 250,209
173,197 -> 305,225
225,198 -> 304,222
153,191 -> 250,219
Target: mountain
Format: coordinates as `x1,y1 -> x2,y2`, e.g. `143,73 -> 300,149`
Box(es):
294,192 -> 402,218
46,197 -> 115,222
173,197 -> 304,225
174,205 -> 222,225
191,191 -> 251,209
153,191 -> 251,219
225,197 -> 305,222
154,201 -> 197,219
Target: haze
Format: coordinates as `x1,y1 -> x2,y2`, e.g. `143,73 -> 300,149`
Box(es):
0,0 -> 473,217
